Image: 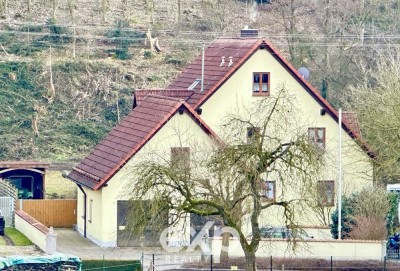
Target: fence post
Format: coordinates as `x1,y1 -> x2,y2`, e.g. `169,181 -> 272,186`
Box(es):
270,255 -> 272,271
210,254 -> 213,271
384,256 -> 387,271
152,254 -> 155,271
330,256 -> 333,271
103,254 -> 105,271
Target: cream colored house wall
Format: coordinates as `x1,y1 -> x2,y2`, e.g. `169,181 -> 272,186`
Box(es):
87,111 -> 215,247
76,186 -> 104,247
200,49 -> 373,228
211,238 -> 386,261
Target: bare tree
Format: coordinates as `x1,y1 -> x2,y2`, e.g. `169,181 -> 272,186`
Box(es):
127,86 -> 322,271
0,0 -> 8,16
50,0 -> 59,19
102,0 -> 108,22
345,50 -> 400,184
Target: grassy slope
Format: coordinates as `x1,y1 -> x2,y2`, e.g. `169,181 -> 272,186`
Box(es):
0,44 -> 194,162
5,228 -> 33,246
0,0 -> 244,163
45,171 -> 77,199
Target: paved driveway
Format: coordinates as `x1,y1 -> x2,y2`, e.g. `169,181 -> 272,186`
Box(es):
55,228 -> 200,270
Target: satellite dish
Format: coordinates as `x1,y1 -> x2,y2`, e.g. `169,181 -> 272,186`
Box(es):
298,67 -> 310,80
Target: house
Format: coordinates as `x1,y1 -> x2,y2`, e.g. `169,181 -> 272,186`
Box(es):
67,33 -> 374,247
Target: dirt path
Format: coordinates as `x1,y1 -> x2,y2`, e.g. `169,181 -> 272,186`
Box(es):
1,234 -> 14,246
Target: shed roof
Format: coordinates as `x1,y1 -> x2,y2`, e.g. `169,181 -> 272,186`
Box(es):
0,161 -> 50,169
67,95 -> 219,190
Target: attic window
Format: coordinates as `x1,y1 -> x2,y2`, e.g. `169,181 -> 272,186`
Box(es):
171,147 -> 190,172
188,79 -> 201,90
261,180 -> 276,201
253,72 -> 270,96
308,127 -> 326,151
247,127 -> 261,144
317,180 -> 335,206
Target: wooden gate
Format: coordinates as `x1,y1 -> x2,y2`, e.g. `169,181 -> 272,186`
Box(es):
17,199 -> 77,228
117,200 -> 168,247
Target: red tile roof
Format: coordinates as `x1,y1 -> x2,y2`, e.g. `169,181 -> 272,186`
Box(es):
343,112 -> 362,138
140,37 -> 374,157
68,95 -> 220,190
167,38 -> 262,107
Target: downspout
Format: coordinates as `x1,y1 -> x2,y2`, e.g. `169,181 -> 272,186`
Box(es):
77,184 -> 87,238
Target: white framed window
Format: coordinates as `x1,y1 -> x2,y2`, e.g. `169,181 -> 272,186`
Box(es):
317,180 -> 335,206
308,127 -> 326,151
261,180 -> 275,201
88,199 -> 93,223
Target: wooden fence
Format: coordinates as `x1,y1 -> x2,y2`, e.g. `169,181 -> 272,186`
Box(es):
17,199 -> 77,228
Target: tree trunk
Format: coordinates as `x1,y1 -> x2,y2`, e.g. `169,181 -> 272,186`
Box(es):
51,0 -> 58,19
150,0 -> 155,25
220,231 -> 230,262
244,250 -> 256,271
102,0 -> 107,22
67,0 -> 75,21
0,0 -> 7,16
177,0 -> 181,24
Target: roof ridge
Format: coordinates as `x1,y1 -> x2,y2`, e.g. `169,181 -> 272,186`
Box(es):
136,88 -> 190,92
143,94 -> 186,103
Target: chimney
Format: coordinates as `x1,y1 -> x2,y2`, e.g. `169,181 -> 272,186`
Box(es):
240,26 -> 259,38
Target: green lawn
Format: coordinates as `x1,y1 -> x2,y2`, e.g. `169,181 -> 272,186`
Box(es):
5,228 -> 33,246
82,260 -> 141,271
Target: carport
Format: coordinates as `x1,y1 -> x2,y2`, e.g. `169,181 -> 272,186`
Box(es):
0,161 -> 49,199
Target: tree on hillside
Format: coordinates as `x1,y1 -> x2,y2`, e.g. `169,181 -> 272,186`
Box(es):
344,51 -> 400,184
126,86 -> 322,271
0,0 -> 7,17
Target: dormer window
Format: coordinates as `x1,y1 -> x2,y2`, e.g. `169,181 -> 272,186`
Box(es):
253,72 -> 270,96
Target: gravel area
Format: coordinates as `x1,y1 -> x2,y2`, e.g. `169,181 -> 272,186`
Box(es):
0,245 -> 45,257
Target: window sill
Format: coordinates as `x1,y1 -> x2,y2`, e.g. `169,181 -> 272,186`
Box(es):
252,92 -> 270,96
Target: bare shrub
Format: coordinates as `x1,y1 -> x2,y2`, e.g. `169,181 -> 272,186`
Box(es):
349,215 -> 387,240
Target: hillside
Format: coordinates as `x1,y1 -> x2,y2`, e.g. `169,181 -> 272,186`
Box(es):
1,0 -> 399,163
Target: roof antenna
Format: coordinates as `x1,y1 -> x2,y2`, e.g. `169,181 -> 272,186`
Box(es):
228,56 -> 233,67
298,67 -> 310,80
220,56 -> 225,67
201,42 -> 205,92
